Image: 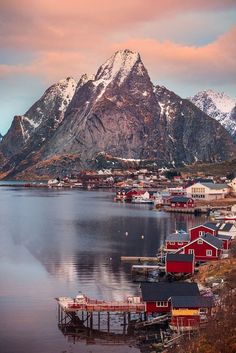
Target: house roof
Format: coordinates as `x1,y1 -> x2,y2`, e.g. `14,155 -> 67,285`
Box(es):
141,282 -> 199,301
170,196 -> 192,203
217,234 -> 231,240
166,253 -> 194,263
217,223 -> 234,232
201,183 -> 228,190
194,178 -> 214,184
203,222 -> 219,231
201,233 -> 223,249
171,296 -> 213,308
176,233 -> 223,252
189,223 -> 217,232
126,189 -> 146,196
166,232 -> 190,242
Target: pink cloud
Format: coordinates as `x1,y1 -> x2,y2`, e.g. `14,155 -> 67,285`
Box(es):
0,0 -> 235,87
1,25 -> 235,88
1,0 -> 236,51
113,26 -> 236,86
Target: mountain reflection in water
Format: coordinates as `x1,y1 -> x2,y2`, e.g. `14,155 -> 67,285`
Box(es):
0,188 -> 207,353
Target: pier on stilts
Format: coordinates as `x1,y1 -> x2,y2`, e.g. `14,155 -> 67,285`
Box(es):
56,294 -> 147,334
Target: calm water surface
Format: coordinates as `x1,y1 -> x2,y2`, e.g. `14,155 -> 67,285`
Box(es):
0,188 -> 207,353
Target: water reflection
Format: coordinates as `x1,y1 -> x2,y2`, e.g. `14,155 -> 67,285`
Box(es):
0,188 -> 207,353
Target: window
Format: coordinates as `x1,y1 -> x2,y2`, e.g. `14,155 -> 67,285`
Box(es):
199,231 -> 205,236
198,239 -> 203,244
178,242 -> 183,245
169,242 -> 175,245
156,301 -> 168,307
188,249 -> 194,254
206,250 -> 212,256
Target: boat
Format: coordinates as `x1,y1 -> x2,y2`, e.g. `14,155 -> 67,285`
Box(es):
210,210 -> 236,221
131,190 -> 153,204
132,194 -> 153,204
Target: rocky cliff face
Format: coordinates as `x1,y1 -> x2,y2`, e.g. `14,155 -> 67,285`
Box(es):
0,77 -> 77,177
190,90 -> 236,141
0,50 -> 235,179
154,86 -> 235,165
42,50 -> 163,162
230,104 -> 236,123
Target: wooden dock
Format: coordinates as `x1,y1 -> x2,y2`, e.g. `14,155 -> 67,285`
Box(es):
135,314 -> 169,328
56,295 -> 145,314
164,207 -> 209,214
121,256 -> 159,263
131,264 -> 165,278
56,294 -> 147,334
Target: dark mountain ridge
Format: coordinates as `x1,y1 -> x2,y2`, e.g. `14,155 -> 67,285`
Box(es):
0,49 -> 235,179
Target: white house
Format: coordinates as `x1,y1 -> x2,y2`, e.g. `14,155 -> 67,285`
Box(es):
228,177 -> 236,196
216,222 -> 236,239
185,182 -> 229,201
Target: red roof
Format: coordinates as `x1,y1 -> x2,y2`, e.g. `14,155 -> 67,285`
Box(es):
126,189 -> 146,197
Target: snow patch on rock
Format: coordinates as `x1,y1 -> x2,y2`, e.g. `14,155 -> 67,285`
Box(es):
92,49 -> 140,101
190,89 -> 236,137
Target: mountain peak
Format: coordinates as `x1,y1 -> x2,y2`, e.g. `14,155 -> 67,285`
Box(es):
77,73 -> 95,91
94,49 -> 142,85
192,89 -> 235,114
190,89 -> 236,140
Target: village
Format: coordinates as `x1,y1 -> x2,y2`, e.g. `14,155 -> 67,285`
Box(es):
56,201 -> 236,351
2,168 -> 235,351
47,168 -> 236,219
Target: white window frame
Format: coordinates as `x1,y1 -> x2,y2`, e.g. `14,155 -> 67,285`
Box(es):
156,301 -> 168,307
206,250 -> 212,256
188,249 -> 194,254
198,239 -> 203,244
199,231 -> 205,236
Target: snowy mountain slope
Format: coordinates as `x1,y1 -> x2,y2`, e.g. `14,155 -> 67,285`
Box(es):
0,77 -> 77,160
40,49 -> 235,170
0,50 -> 236,179
190,90 -> 236,140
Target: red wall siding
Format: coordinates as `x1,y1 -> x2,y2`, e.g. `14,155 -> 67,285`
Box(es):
218,239 -> 229,250
171,201 -> 194,208
166,261 -> 194,274
190,226 -> 216,242
171,315 -> 200,328
177,241 -> 220,261
146,302 -> 171,314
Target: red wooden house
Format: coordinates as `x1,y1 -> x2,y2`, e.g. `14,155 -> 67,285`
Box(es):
169,196 -> 195,208
189,222 -> 218,242
165,231 -> 190,252
166,253 -> 194,274
176,233 -> 223,262
140,282 -> 200,314
125,189 -> 146,202
169,296 -> 213,331
216,234 -> 231,251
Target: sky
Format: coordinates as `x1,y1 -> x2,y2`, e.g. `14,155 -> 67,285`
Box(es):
0,0 -> 236,134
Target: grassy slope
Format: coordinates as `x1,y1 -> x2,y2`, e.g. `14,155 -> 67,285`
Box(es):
177,159 -> 236,177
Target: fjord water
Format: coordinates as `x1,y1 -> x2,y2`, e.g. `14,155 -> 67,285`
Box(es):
0,188 -> 206,353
